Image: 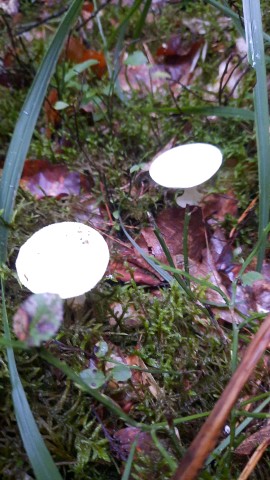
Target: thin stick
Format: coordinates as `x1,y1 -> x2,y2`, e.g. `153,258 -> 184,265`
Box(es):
237,438 -> 270,480
171,314 -> 270,480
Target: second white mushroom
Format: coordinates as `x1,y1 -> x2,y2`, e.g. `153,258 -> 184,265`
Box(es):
149,143 -> 223,206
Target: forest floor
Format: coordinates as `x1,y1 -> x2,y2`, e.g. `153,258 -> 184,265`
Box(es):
1,1 -> 270,479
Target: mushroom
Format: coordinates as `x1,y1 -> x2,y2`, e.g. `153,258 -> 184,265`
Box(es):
16,222 -> 110,299
149,143 -> 223,206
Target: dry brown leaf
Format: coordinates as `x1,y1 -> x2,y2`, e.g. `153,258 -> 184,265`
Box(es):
202,192 -> 238,222
126,353 -> 163,399
237,438 -> 270,480
235,423 -> 270,456
113,427 -> 157,461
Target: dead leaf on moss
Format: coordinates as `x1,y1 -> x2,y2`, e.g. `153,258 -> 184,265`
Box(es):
108,242 -> 162,286
113,427 -> 157,461
126,353 -> 162,399
235,423 -> 270,455
20,160 -> 90,199
65,36 -> 107,79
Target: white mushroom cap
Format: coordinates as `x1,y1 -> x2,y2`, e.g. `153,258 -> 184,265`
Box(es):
149,143 -> 223,188
16,222 -> 110,299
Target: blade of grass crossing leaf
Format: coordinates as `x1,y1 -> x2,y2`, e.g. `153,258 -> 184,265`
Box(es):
1,280 -> 62,479
151,430 -> 178,472
151,259 -> 230,306
119,216 -> 174,284
183,207 -> 191,287
242,0 -> 270,270
121,439 -> 138,480
111,0 -> 144,103
153,226 -> 190,293
93,0 -> 112,78
0,0 -> 84,263
120,217 -> 220,320
144,105 -> 255,121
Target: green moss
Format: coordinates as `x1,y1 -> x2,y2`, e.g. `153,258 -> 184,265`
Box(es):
1,1 -> 270,478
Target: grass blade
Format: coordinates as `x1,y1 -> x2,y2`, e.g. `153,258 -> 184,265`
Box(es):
146,105 -> 255,121
205,0 -> 244,36
0,0 -> 84,263
242,0 -> 270,269
205,0 -> 270,44
121,439 -> 138,480
119,216 -> 174,284
133,0 -> 152,40
1,280 -> 62,479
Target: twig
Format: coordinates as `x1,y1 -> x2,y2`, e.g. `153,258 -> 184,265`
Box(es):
15,8 -> 68,36
237,438 -> 270,480
171,314 -> 270,480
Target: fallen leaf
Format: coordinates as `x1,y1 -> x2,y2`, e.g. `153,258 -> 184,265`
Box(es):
202,192 -> 238,222
118,63 -> 170,95
235,423 -> 270,455
70,194 -> 109,231
113,427 -> 157,461
20,160 -> 90,199
13,293 -> 63,347
108,242 -> 162,286
65,36 -> 106,78
44,88 -> 61,136
154,206 -> 206,263
109,302 -> 143,328
126,353 -> 163,398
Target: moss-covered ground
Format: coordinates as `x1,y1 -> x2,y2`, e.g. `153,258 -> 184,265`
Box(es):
1,1 -> 270,479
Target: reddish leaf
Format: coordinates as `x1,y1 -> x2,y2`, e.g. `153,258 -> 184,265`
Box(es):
20,160 -> 89,199
109,243 -> 162,286
202,192 -> 238,222
82,1 -> 93,14
113,427 -> 156,460
44,88 -> 61,136
156,36 -> 204,83
65,36 -> 107,78
156,34 -> 193,57
155,206 -> 206,263
70,194 -> 109,231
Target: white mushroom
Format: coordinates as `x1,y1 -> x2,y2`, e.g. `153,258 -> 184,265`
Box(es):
149,143 -> 223,206
16,222 -> 110,299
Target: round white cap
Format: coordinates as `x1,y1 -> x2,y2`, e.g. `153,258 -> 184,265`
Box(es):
149,143 -> 223,188
16,222 -> 110,299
